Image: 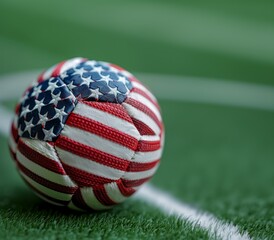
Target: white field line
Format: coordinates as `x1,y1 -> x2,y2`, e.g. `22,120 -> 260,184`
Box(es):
135,185 -> 250,240
0,106 -> 13,136
0,70 -> 40,101
0,71 -> 259,239
137,73 -> 274,112
1,70 -> 274,113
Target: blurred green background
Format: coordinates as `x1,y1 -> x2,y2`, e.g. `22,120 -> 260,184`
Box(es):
0,1 -> 274,239
1,0 -> 274,83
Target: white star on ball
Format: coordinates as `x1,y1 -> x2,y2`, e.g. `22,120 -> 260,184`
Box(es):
52,106 -> 68,119
42,127 -> 57,141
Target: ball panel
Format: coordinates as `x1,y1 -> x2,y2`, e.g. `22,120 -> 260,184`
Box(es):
121,79 -> 162,137
92,187 -> 117,206
78,101 -> 140,138
57,160 -> 113,187
22,175 -> 71,207
124,96 -> 162,131
104,181 -> 135,203
66,112 -> 138,151
129,135 -> 162,173
12,138 -> 78,206
122,103 -> 161,136
127,91 -> 162,121
17,77 -> 77,141
131,80 -> 159,106
121,177 -> 153,188
58,123 -> 135,161
16,159 -> 76,194
19,170 -> 73,202
56,135 -> 130,172
80,187 -> 112,210
55,142 -> 125,182
60,60 -> 133,103
136,137 -> 162,152
17,138 -> 61,171
122,164 -> 159,183
130,118 -> 156,136
68,180 -> 137,211
115,179 -> 137,197
132,147 -> 163,163
70,188 -> 92,210
127,160 -> 160,172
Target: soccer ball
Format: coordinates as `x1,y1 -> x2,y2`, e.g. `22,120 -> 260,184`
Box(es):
8,58 -> 164,211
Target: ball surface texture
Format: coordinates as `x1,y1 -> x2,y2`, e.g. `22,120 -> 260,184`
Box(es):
9,57 -> 164,211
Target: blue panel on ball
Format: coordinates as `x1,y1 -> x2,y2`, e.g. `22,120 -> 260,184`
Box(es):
18,77 -> 76,141
60,60 -> 133,103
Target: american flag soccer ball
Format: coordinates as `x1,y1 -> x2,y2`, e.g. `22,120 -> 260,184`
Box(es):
8,57 -> 164,211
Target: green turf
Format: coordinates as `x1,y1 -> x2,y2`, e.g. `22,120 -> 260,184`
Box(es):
0,136 -> 212,240
1,0 -> 274,239
152,100 -> 274,239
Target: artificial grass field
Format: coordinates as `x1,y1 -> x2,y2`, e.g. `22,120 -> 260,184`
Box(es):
1,0 -> 274,239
